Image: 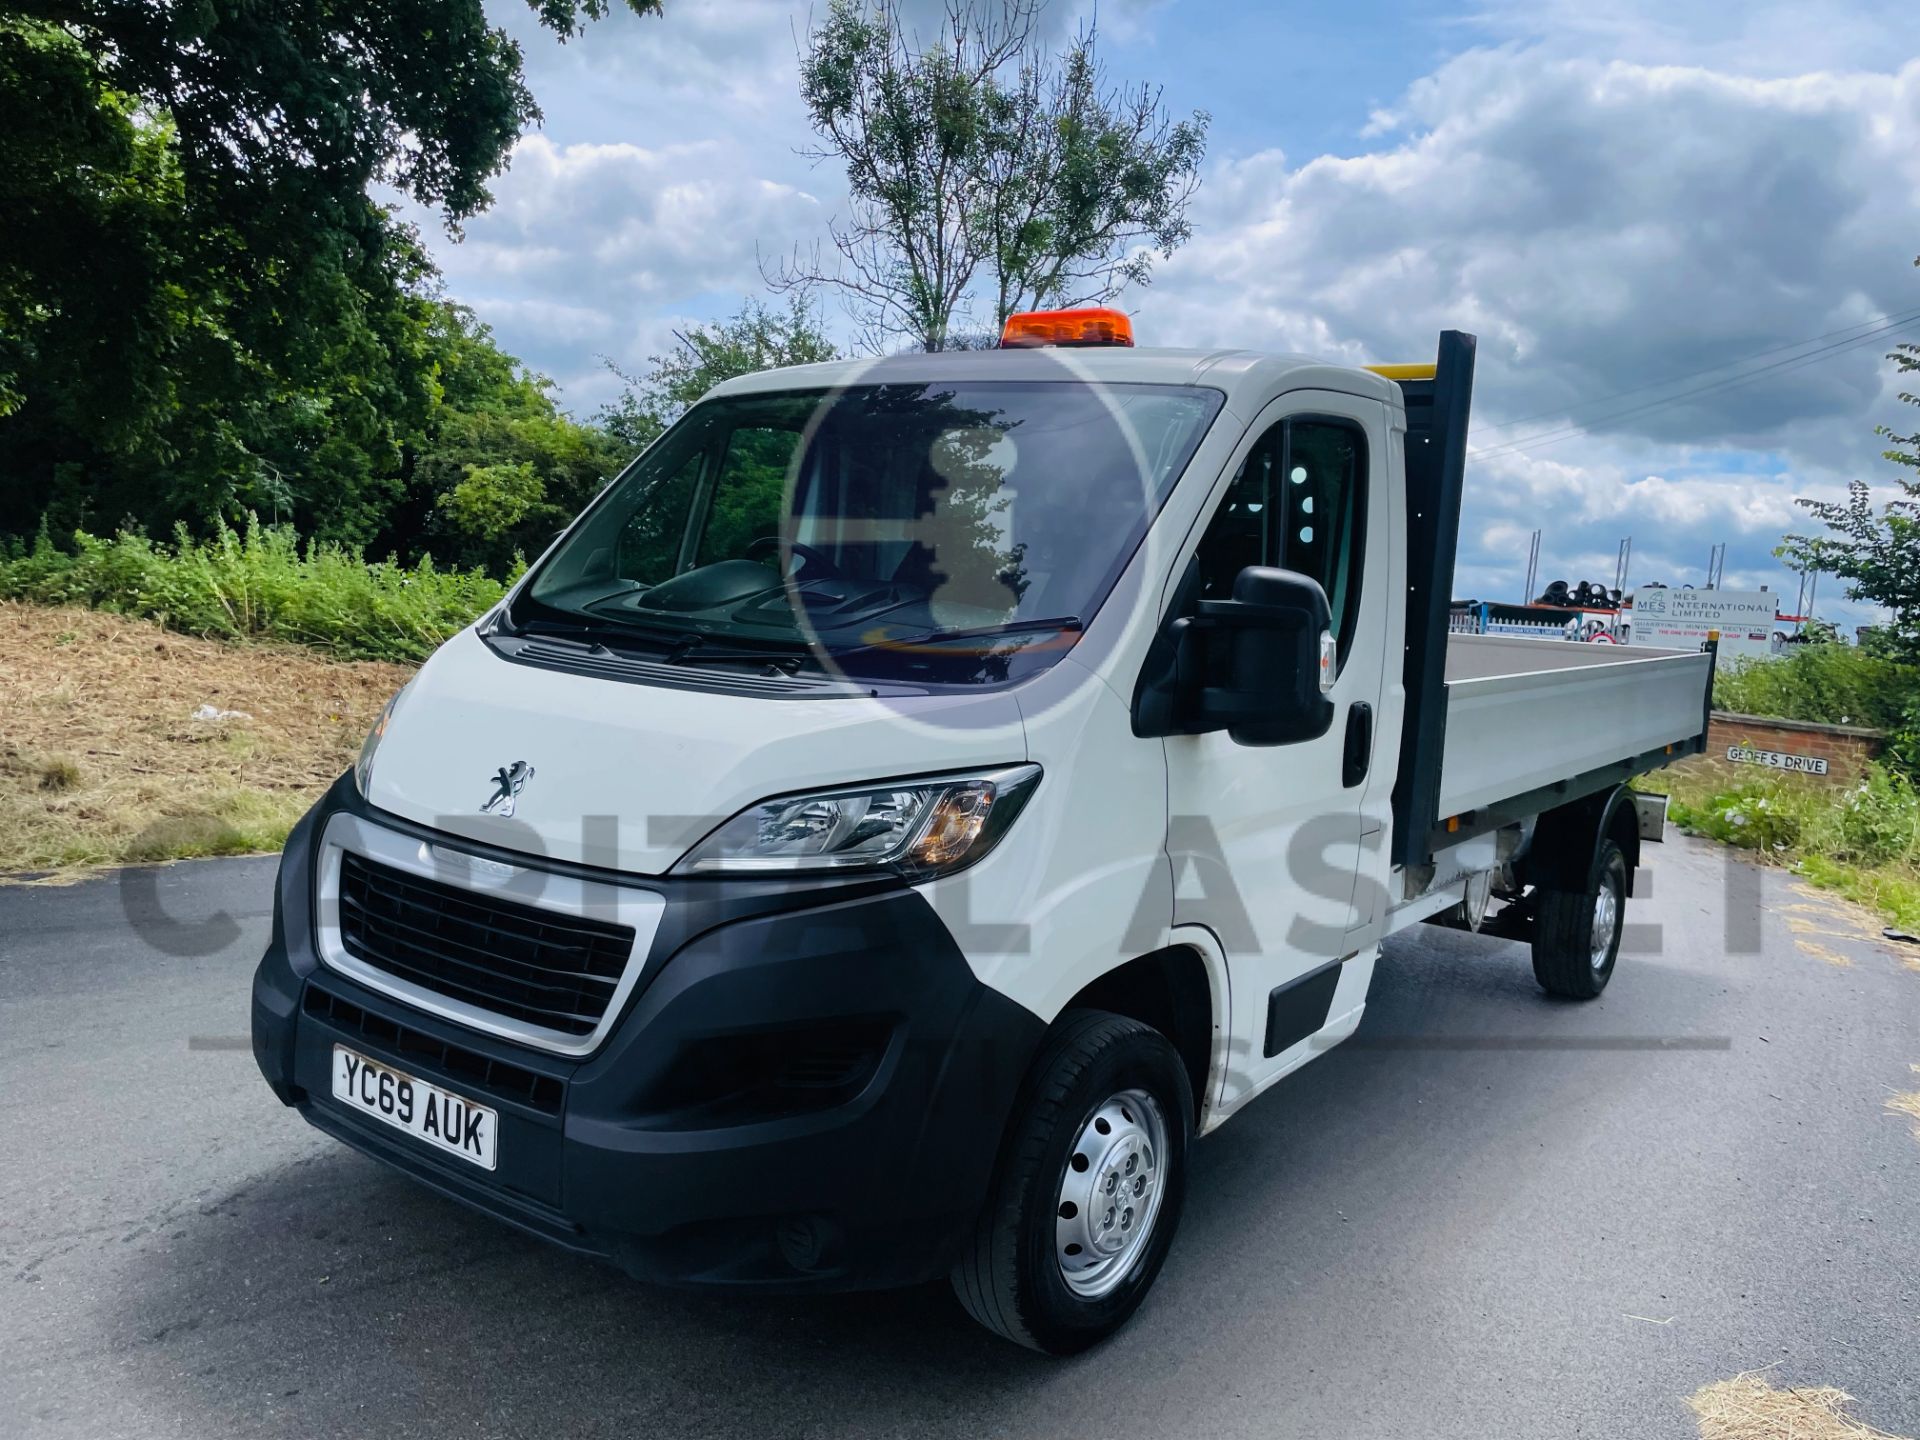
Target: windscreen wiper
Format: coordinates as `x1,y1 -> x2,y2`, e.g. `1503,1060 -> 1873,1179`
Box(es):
841,615 -> 1084,653
931,616 -> 1083,642
505,615 -> 824,678
508,615 -> 695,653
663,634 -> 816,674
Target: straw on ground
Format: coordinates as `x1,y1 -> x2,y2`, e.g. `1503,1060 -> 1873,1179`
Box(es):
1688,1372 -> 1910,1440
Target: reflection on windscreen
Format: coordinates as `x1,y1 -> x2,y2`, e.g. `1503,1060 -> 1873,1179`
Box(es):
518,380 -> 1223,686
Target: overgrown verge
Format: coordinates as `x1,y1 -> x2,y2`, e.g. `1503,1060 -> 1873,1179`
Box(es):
0,602 -> 409,875
1642,763 -> 1920,931
1672,638 -> 1920,929
0,521 -> 507,664
1712,641 -> 1919,766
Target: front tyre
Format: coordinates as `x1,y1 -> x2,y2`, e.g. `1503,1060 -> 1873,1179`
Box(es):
1531,835 -> 1627,999
950,1010 -> 1192,1354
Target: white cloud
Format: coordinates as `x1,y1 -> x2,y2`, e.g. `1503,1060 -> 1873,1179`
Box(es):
491,0 -> 809,140
1464,0 -> 1910,76
409,130 -> 824,406
422,2 -> 1919,629
1155,56 -> 1920,453
460,297 -> 620,346
437,0 -> 1168,387
1134,50 -> 1920,624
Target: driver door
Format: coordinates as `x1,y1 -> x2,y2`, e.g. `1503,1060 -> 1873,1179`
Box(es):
1161,390 -> 1392,1108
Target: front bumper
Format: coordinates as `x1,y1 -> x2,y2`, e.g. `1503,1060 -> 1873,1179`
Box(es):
252,776 -> 1044,1291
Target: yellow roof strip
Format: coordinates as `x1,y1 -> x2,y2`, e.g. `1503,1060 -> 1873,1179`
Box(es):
1365,362 -> 1437,381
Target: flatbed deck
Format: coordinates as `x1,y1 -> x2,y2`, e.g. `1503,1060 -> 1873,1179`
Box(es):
1437,634 -> 1712,822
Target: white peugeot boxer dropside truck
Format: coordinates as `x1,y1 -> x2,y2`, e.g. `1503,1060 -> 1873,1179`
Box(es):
252,314 -> 1717,1353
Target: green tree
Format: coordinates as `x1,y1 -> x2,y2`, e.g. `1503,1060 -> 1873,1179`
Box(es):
0,2 -> 662,551
780,0 -> 1208,351
399,304 -> 629,572
598,296 -> 840,451
976,25 -> 1210,328
1786,260 -> 1920,661
7,1 -> 661,224
0,21 -> 446,545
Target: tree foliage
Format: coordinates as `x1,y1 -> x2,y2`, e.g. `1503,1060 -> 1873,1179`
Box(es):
977,26 -> 1210,327
599,296 -> 840,451
9,0 -> 661,222
1,1 -> 663,418
0,4 -> 660,575
407,305 -> 632,572
1785,257 -> 1920,662
780,0 -> 1208,351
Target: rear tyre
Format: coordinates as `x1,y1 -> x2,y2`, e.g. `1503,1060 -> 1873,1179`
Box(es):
1531,836 -> 1627,999
950,1010 -> 1192,1355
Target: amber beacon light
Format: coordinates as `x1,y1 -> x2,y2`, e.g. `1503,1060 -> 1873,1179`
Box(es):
1000,307 -> 1136,348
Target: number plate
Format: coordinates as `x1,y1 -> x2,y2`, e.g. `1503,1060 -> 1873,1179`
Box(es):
331,1045 -> 498,1171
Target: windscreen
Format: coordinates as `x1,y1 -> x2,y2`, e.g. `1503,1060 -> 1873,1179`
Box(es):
513,380 -> 1223,687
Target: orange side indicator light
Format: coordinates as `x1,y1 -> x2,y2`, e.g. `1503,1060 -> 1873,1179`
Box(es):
1000,307 -> 1135,349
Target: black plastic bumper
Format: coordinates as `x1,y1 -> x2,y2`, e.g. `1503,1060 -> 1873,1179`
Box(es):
251,776 -> 1045,1292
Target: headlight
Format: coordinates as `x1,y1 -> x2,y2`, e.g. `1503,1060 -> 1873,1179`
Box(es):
675,765 -> 1041,878
352,684 -> 410,796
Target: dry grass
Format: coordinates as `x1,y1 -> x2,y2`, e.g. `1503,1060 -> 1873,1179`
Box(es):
1890,1066 -> 1920,1141
0,602 -> 411,877
1688,1373 -> 1911,1439
1784,891 -> 1920,973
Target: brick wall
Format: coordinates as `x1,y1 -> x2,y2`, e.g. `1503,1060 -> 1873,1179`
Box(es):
1674,711 -> 1884,786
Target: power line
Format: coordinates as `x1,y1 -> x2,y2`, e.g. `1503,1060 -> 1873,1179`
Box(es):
1473,303 -> 1920,436
1469,315 -> 1918,462
1473,314 -> 1917,459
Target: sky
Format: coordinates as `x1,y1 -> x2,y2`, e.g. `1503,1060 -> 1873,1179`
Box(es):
405,0 -> 1920,633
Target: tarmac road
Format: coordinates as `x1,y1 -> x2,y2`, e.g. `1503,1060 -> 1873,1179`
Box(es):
3,835 -> 1917,1439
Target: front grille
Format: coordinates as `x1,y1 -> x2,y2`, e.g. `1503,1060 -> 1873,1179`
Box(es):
304,984 -> 565,1114
337,852 -> 636,1038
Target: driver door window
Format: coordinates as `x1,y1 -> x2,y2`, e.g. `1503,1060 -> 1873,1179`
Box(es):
1191,416 -> 1367,667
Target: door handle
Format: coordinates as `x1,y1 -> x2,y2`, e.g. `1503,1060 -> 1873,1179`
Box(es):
1343,702 -> 1373,788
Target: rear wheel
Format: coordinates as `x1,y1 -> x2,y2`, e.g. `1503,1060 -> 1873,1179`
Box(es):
950,1010 -> 1192,1354
1531,836 -> 1627,998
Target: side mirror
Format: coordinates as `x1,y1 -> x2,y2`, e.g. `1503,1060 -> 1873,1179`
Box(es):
1133,565 -> 1338,746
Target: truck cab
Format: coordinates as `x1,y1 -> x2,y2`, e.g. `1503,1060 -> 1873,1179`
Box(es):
252,313 -> 1713,1353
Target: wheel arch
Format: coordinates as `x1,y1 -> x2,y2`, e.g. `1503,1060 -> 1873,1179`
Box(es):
1526,783 -> 1641,896
1603,792 -> 1642,894
1058,945 -> 1219,1127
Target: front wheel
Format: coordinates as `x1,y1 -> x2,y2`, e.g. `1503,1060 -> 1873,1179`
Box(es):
1531,836 -> 1627,998
950,1010 -> 1192,1354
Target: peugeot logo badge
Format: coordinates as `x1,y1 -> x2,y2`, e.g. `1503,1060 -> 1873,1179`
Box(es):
481,761 -> 534,818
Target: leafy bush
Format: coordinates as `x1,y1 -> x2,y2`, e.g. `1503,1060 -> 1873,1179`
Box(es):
0,520 -> 508,663
1670,782 -> 1812,853
1712,642 -> 1916,732
1667,763 -> 1920,868
1834,765 -> 1920,865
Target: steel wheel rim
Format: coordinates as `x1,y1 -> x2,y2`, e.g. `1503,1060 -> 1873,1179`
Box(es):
1054,1088 -> 1169,1299
1590,872 -> 1620,970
